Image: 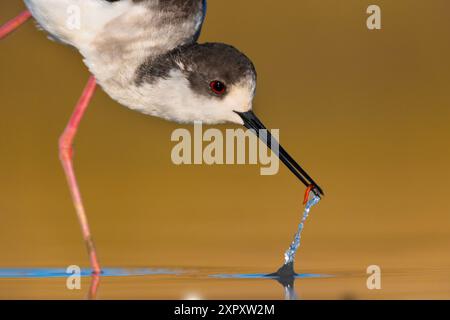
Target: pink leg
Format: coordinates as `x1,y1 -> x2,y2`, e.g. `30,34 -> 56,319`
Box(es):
0,10 -> 32,40
59,76 -> 101,274
2,9 -> 101,275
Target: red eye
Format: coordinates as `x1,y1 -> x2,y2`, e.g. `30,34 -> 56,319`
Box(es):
209,80 -> 227,95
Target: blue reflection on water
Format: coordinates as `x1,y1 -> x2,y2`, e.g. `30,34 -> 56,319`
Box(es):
211,273 -> 332,279
0,268 -> 181,279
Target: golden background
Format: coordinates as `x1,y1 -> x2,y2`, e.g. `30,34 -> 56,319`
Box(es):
0,1 -> 449,299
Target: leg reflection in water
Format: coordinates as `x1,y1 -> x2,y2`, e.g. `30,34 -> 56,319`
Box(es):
87,274 -> 101,300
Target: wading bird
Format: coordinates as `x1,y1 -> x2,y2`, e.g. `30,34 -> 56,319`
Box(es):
1,0 -> 323,274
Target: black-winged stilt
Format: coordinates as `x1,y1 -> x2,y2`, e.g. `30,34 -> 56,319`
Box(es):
1,0 -> 323,275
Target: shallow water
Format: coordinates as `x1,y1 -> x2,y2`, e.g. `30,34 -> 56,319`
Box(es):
0,266 -> 449,299
0,268 -> 180,278
211,273 -> 329,279
0,267 -> 332,300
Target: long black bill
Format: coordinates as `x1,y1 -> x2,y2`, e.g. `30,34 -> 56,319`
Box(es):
235,110 -> 324,197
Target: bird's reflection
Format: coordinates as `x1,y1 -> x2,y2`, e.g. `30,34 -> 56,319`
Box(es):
87,273 -> 101,300
277,276 -> 298,300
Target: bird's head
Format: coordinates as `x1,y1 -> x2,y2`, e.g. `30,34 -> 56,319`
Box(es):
135,42 -> 323,196
136,43 -> 257,125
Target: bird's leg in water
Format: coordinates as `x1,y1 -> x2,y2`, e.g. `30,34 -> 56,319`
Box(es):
59,76 -> 101,274
0,10 -> 31,40
1,10 -> 101,274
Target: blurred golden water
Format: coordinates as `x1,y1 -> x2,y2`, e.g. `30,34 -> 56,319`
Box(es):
0,1 -> 449,299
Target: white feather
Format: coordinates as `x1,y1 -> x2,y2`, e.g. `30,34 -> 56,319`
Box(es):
23,0 -> 253,125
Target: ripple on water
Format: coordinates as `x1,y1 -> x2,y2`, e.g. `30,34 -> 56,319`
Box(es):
210,273 -> 332,279
0,268 -> 181,279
